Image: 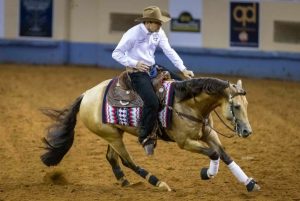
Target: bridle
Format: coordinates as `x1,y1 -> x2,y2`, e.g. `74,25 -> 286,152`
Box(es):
165,90 -> 247,138
211,91 -> 247,138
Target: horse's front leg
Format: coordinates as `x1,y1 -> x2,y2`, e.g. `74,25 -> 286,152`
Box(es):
203,130 -> 261,192
180,138 -> 217,156
178,137 -> 221,179
219,147 -> 260,192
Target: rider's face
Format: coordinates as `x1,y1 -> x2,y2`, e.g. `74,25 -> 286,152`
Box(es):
146,21 -> 162,33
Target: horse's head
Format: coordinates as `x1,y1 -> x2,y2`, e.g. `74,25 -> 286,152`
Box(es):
222,80 -> 252,138
173,77 -> 252,138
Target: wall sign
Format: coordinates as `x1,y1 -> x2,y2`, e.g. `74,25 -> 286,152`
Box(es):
20,0 -> 53,37
171,12 -> 200,32
230,2 -> 259,47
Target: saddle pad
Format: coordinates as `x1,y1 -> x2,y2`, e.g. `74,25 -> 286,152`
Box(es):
102,80 -> 174,128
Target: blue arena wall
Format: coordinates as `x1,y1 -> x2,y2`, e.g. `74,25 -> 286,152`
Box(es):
1,39 -> 300,81
0,39 -> 68,64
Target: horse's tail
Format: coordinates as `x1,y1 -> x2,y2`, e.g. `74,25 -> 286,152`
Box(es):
40,94 -> 84,166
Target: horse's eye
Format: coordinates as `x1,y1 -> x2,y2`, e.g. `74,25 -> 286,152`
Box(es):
234,105 -> 241,110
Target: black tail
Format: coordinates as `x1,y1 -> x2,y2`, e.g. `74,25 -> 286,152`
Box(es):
40,95 -> 83,166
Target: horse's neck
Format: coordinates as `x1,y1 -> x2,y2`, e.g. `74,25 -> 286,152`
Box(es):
174,94 -> 222,119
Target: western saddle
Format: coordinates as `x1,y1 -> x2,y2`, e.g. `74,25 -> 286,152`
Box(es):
106,68 -> 171,108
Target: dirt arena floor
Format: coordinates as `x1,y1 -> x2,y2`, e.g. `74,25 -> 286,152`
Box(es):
0,64 -> 299,201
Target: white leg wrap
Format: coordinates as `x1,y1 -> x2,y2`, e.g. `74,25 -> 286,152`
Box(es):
228,161 -> 250,185
207,158 -> 220,177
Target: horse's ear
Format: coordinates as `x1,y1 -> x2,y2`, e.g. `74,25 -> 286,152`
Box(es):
237,79 -> 242,88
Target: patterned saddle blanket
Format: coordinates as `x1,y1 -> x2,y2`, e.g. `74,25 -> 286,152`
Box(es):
102,79 -> 174,128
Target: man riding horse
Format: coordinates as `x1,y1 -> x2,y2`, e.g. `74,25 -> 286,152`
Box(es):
112,6 -> 194,155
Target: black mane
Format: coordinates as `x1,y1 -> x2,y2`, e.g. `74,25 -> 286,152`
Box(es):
173,77 -> 229,101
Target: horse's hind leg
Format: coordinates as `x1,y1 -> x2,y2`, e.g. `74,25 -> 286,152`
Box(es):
106,145 -> 130,186
109,138 -> 172,191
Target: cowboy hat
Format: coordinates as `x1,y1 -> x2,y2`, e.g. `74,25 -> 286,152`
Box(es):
135,6 -> 171,23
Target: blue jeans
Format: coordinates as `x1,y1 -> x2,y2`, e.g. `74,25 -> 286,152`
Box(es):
129,72 -> 159,143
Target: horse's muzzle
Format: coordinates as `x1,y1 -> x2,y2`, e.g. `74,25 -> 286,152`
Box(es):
241,129 -> 252,138
236,122 -> 252,138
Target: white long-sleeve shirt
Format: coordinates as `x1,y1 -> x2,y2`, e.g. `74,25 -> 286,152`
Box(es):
112,23 -> 187,72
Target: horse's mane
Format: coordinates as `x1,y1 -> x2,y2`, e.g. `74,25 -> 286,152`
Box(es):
173,77 -> 229,101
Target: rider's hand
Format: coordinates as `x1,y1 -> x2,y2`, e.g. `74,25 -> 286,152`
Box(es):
136,61 -> 149,72
182,69 -> 194,79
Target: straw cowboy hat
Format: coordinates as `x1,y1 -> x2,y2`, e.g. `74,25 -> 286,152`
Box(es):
135,6 -> 171,23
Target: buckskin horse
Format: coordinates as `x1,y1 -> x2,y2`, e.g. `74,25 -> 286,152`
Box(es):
40,74 -> 260,192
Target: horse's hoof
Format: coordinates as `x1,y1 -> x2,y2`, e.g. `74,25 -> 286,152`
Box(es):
157,181 -> 172,192
246,178 -> 261,192
200,168 -> 210,180
121,179 -> 130,187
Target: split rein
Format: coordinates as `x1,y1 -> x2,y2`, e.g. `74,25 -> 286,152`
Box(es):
212,110 -> 236,138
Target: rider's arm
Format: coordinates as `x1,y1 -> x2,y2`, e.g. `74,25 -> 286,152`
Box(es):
158,30 -> 187,72
112,32 -> 138,68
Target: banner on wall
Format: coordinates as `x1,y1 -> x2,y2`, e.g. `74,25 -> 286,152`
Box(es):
20,0 -> 53,37
230,2 -> 259,48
